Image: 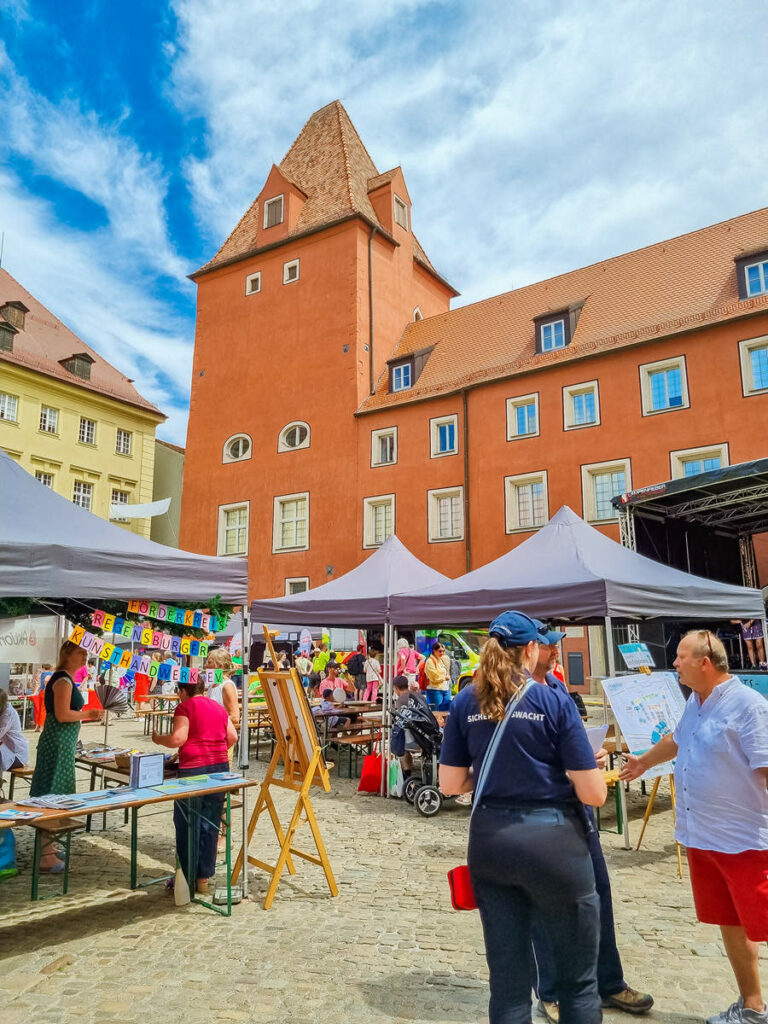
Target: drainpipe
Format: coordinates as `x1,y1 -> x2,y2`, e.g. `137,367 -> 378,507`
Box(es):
368,226 -> 377,395
461,388 -> 471,572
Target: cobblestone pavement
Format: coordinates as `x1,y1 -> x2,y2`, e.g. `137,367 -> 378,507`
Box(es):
0,714 -> 757,1024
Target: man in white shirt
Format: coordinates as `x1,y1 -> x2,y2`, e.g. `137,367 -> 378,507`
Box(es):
621,630 -> 768,1024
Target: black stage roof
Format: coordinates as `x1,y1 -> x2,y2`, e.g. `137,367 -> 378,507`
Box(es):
613,459 -> 768,537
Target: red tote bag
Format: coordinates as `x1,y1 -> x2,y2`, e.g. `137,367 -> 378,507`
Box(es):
357,751 -> 383,793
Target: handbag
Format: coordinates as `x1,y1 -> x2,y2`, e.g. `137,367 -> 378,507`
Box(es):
357,745 -> 383,793
447,680 -> 534,910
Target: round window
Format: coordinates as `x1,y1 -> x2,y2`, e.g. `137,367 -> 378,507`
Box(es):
227,436 -> 251,460
283,424 -> 308,448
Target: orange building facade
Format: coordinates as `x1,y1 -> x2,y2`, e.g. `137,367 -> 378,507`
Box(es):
181,102 -> 768,646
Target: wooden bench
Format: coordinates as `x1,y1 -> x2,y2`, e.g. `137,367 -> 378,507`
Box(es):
29,817 -> 86,900
333,730 -> 380,778
8,765 -> 34,800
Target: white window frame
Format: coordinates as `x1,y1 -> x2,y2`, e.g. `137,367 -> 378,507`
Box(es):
430,414 -> 459,458
504,472 -> 549,533
223,433 -> 253,463
39,405 -> 59,434
639,355 -> 689,415
391,363 -> 412,392
413,306 -> 423,322
72,480 -> 93,511
745,259 -> 768,298
79,417 -> 96,445
273,492 -> 309,553
0,392 -> 19,422
739,335 -> 768,396
670,443 -> 729,480
506,393 -> 540,440
285,577 -> 310,596
427,486 -> 465,543
581,459 -> 632,522
217,501 -> 250,556
394,195 -> 409,230
563,380 -> 600,430
263,195 -> 284,229
540,319 -> 566,352
363,494 -> 395,549
371,426 -> 398,467
283,259 -> 300,284
245,271 -> 262,296
115,428 -> 132,456
35,471 -> 54,488
278,420 -> 310,453
110,488 -> 130,523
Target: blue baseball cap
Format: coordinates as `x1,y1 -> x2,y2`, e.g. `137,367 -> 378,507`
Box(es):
532,619 -> 566,645
489,611 -> 542,647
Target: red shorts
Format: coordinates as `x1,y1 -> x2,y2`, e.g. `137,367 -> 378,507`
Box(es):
687,847 -> 768,941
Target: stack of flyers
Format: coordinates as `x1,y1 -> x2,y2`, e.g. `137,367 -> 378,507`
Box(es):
0,807 -> 42,821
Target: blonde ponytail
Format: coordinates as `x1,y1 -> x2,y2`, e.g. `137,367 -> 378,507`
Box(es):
474,637 -> 528,721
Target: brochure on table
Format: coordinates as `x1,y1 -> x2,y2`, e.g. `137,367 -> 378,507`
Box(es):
601,672 -> 686,779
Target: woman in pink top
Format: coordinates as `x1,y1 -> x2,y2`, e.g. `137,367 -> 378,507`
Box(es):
153,679 -> 237,894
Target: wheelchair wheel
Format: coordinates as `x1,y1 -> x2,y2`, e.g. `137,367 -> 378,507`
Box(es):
415,785 -> 443,817
403,777 -> 421,805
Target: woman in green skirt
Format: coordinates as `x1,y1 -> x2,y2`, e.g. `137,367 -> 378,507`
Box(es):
30,641 -> 100,871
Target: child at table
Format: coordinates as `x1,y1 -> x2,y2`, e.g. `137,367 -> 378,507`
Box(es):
312,689 -> 348,730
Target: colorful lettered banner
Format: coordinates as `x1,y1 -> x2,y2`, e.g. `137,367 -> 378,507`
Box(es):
126,600 -> 227,633
70,624 -> 209,661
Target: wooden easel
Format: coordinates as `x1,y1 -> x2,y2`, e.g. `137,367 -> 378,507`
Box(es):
232,627 -> 338,909
632,665 -> 683,878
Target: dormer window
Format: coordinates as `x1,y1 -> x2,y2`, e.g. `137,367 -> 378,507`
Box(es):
746,259 -> 768,297
541,319 -> 565,351
394,196 -> 409,230
390,362 -> 412,392
61,353 -> 95,380
263,195 -> 284,229
0,301 -> 28,331
0,322 -> 15,353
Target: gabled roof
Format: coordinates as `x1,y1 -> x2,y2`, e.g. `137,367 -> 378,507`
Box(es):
194,101 -> 452,290
0,268 -> 164,416
359,206 -> 768,413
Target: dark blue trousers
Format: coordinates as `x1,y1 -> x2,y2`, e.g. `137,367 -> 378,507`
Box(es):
532,806 -> 625,1001
173,761 -> 229,883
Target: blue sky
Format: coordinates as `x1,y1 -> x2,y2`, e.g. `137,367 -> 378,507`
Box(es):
1,0 -> 767,444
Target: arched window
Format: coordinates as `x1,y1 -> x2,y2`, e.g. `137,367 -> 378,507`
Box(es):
223,433 -> 252,463
278,421 -> 310,452
413,306 -> 423,322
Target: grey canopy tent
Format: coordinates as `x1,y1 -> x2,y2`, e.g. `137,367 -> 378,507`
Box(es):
389,505 -> 765,625
0,450 -> 248,603
249,534 -> 447,627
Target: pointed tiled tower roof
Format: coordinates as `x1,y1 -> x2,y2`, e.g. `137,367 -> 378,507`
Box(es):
194,101 -> 449,286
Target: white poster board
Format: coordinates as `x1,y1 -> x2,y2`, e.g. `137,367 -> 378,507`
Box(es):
601,672 -> 687,779
0,615 -> 59,664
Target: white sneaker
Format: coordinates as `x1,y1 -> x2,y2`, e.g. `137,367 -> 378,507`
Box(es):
707,999 -> 768,1024
455,793 -> 472,806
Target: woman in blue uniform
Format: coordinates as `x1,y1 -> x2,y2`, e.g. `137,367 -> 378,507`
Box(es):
439,611 -> 606,1024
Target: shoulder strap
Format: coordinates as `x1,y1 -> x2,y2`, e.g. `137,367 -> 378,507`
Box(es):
471,679 -> 534,814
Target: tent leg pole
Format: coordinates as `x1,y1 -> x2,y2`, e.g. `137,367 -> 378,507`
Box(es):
605,616 -> 630,850
239,605 -> 250,899
380,624 -> 389,797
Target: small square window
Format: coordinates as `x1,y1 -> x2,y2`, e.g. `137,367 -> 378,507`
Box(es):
505,473 -> 549,532
745,260 -> 768,298
273,493 -> 309,552
363,494 -> 395,548
391,363 -> 412,392
670,444 -> 729,479
245,272 -> 261,295
639,356 -> 689,415
116,429 -> 132,456
72,480 -> 93,511
563,381 -> 600,430
506,394 -> 539,440
541,319 -> 566,351
285,577 -> 309,596
394,196 -> 409,230
739,336 -> 768,396
283,259 -> 300,284
371,427 -> 397,467
430,415 -> 458,458
79,417 -> 96,445
581,460 -> 631,522
263,195 -> 284,229
35,471 -> 54,488
0,392 -> 19,422
218,502 -> 249,555
428,487 -> 464,542
39,405 -> 59,433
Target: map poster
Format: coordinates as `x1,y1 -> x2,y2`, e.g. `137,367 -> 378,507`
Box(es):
601,672 -> 688,780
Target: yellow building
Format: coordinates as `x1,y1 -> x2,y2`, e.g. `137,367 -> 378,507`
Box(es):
0,268 -> 165,538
